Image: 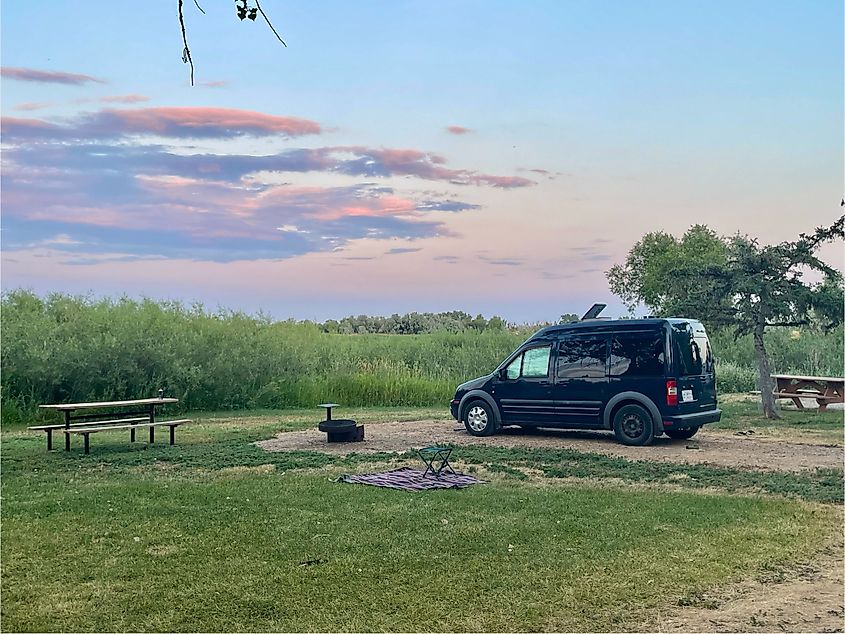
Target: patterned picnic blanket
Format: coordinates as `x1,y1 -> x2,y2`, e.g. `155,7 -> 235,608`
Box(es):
338,467 -> 484,491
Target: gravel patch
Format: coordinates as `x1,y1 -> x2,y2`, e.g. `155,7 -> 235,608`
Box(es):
256,420 -> 844,472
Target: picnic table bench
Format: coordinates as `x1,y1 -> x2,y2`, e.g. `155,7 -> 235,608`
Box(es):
770,374 -> 844,412
31,394 -> 190,454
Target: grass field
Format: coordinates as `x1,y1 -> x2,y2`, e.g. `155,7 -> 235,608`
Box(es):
2,400 -> 842,631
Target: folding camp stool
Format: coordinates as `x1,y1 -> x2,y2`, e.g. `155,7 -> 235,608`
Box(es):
417,446 -> 455,477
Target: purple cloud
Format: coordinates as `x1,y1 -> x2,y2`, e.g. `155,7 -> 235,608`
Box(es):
1,66 -> 106,85
2,135 -> 534,191
2,104 -> 535,263
1,150 -> 466,262
385,247 -> 422,255
484,258 -> 523,266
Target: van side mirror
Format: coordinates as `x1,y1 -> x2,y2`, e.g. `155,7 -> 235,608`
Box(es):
497,368 -> 508,380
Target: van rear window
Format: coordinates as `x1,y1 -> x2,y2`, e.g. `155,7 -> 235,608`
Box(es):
672,323 -> 714,376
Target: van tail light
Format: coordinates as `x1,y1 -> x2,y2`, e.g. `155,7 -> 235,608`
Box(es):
666,380 -> 678,406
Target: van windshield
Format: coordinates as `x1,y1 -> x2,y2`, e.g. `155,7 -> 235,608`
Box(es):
672,322 -> 714,376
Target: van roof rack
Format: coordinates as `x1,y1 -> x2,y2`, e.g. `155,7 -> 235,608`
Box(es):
580,303 -> 606,320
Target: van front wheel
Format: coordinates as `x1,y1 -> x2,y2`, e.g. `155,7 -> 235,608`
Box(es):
464,400 -> 496,437
612,404 -> 655,446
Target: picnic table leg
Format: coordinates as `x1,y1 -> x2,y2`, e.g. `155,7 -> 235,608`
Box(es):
46,429 -> 53,451
782,387 -> 804,409
83,432 -> 90,455
169,425 -> 175,446
818,385 -> 836,412
64,411 -> 72,451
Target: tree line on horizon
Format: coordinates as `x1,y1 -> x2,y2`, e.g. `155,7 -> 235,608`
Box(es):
318,312 -> 582,335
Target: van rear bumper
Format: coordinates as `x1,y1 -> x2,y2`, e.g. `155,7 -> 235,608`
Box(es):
663,409 -> 721,428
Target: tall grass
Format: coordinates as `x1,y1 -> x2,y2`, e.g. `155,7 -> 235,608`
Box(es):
0,291 -> 518,424
2,290 -> 842,424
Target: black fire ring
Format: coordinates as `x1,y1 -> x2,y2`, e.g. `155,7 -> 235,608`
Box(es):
318,418 -> 364,443
318,419 -> 357,433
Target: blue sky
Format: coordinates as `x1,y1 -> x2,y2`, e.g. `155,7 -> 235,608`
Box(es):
1,1 -> 842,321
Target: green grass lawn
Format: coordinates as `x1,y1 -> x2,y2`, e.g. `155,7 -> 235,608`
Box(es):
2,401 -> 842,631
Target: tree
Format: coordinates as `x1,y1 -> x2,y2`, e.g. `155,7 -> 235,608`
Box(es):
177,0 -> 286,85
486,315 -> 507,331
607,217 -> 845,419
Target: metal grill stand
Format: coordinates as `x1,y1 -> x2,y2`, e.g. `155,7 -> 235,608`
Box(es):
317,404 -> 364,443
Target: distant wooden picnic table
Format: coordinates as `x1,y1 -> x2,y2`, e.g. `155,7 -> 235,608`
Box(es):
32,395 -> 189,454
770,374 -> 844,412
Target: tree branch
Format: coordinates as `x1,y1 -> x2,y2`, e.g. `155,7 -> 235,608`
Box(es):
193,0 -> 206,15
255,0 -> 287,46
178,0 -> 195,86
764,320 -> 810,328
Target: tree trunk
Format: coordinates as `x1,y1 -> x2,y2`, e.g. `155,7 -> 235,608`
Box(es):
752,323 -> 779,419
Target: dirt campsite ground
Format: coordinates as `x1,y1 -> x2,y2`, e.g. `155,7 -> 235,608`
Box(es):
258,416 -> 844,632
257,419 -> 843,473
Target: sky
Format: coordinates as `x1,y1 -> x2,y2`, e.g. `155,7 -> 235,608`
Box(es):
1,1 -> 843,322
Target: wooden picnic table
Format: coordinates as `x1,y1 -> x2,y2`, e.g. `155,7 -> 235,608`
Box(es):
771,374 -> 844,412
33,394 -> 186,453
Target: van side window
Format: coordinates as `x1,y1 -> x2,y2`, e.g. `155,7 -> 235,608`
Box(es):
504,346 -> 551,379
522,346 -> 551,378
504,355 -> 521,379
609,332 -> 665,377
557,336 -> 607,379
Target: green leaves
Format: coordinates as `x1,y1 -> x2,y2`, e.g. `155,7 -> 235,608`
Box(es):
607,217 -> 845,334
607,224 -> 731,318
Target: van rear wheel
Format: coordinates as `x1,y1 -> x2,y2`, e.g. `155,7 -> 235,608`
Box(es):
464,400 -> 496,437
665,426 -> 700,440
612,404 -> 655,446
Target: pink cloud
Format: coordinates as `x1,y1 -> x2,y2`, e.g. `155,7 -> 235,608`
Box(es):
198,80 -> 229,88
100,107 -> 321,137
1,107 -> 322,140
99,94 -> 150,104
331,195 -> 418,220
1,66 -> 106,85
446,125 -> 472,135
14,102 -> 53,111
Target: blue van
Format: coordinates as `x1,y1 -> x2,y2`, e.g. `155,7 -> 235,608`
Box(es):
450,308 -> 721,446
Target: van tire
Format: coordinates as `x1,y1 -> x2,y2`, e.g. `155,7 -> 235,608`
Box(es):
665,426 -> 700,440
463,400 -> 496,437
612,403 -> 655,446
